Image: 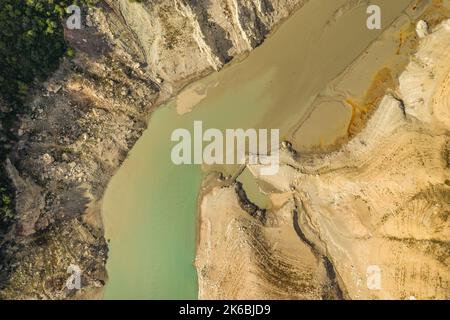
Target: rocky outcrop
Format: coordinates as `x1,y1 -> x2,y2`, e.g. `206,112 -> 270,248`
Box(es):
0,0 -> 304,299
104,0 -> 306,94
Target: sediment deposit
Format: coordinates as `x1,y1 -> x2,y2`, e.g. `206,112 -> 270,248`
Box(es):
196,18 -> 450,299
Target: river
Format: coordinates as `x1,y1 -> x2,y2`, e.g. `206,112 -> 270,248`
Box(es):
102,0 -> 415,299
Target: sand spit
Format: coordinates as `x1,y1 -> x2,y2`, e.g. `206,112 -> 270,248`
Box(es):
196,19 -> 450,300
196,182 -> 343,299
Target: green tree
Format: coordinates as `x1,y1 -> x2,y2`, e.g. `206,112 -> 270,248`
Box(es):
0,0 -> 95,106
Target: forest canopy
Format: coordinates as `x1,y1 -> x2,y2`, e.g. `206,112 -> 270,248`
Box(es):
0,0 -> 95,105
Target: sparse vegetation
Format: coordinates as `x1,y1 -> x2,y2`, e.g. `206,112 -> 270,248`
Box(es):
0,0 -> 96,231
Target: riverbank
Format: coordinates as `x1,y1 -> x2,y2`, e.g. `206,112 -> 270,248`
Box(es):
0,0 -> 306,298
97,0 -> 309,299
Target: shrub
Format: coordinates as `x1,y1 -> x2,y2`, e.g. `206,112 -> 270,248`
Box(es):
0,186 -> 14,222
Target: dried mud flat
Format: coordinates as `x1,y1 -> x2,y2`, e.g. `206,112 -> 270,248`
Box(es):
196,16 -> 450,300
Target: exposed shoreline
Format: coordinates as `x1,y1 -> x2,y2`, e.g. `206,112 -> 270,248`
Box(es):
195,13 -> 450,298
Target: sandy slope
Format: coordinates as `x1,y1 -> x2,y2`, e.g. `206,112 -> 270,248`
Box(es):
196,19 -> 450,300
